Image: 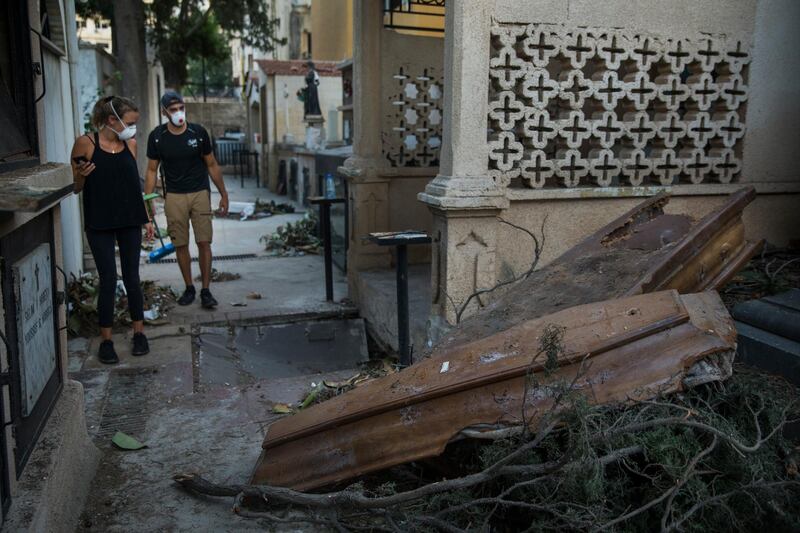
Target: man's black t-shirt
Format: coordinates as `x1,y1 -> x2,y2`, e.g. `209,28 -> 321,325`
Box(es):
147,123 -> 213,193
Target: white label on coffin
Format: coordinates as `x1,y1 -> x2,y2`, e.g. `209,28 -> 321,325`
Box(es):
13,244 -> 56,417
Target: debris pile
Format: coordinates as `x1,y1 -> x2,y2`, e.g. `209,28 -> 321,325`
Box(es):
176,188 -> 799,530
271,359 -> 399,414
255,199 -> 295,216
260,212 -> 320,256
195,268 -> 241,283
178,367 -> 800,531
67,273 -> 176,337
721,246 -> 800,308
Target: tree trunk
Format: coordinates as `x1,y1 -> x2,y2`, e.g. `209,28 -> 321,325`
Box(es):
113,0 -> 151,173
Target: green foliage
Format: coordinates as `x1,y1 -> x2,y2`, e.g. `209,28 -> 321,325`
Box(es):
76,0 -> 285,89
260,212 -> 320,256
365,369 -> 800,531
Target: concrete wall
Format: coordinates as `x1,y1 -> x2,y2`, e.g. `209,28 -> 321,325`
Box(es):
742,0 -> 800,183
77,45 -> 118,131
311,0 -> 354,61
488,0 -> 800,271
389,176 -> 434,264
184,101 -> 247,139
499,194 -> 800,279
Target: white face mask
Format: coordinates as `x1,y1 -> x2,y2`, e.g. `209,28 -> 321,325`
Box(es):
167,109 -> 186,127
109,101 -> 137,141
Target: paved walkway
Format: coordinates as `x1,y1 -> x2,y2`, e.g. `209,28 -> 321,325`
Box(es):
72,178 -> 355,531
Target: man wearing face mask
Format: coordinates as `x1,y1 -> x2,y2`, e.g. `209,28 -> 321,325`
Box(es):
144,90 -> 229,309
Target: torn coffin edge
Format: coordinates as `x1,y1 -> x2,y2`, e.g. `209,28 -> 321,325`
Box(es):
438,186 -> 761,352
252,290 -> 737,490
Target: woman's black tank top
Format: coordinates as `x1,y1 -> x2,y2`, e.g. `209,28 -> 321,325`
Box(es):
82,132 -> 149,230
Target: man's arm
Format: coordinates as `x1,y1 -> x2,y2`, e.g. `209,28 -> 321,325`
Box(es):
144,158 -> 160,195
203,152 -> 228,217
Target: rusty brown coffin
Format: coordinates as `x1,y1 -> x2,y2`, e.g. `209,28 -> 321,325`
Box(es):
252,290 -> 736,490
437,186 -> 760,351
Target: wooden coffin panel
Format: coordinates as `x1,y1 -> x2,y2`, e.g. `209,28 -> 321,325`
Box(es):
252,291 -> 736,490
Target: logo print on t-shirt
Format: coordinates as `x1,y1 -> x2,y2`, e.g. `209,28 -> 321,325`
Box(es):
188,138 -> 198,148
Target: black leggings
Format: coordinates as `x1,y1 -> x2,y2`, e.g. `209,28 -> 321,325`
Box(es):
86,226 -> 144,328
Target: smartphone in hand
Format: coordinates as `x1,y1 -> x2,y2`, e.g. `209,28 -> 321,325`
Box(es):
72,155 -> 89,165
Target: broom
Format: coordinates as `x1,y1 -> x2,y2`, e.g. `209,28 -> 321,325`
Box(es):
143,192 -> 176,262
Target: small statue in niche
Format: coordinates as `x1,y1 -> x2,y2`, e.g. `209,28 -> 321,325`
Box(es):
303,61 -> 322,118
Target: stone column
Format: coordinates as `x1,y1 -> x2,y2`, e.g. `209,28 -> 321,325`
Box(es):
340,0 -> 391,285
419,1 -> 508,333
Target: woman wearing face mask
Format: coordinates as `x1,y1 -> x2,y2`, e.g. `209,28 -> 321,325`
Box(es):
71,96 -> 155,364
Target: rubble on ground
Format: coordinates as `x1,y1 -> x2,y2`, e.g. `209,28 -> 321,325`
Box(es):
260,211 -> 320,256
67,273 -> 176,337
195,268 -> 241,282
255,198 -> 295,215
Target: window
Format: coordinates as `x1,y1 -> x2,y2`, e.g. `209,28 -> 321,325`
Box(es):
0,0 -> 38,170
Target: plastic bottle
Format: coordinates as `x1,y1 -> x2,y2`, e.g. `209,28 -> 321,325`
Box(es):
325,172 -> 336,199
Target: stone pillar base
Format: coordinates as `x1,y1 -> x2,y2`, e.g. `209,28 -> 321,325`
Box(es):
427,205 -> 504,338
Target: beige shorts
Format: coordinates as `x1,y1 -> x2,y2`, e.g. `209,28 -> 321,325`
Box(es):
164,190 -> 213,247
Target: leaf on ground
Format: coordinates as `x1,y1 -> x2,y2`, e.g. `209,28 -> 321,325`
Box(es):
272,403 -> 294,414
246,292 -> 262,300
300,384 -> 324,410
323,374 -> 359,389
112,431 -> 147,450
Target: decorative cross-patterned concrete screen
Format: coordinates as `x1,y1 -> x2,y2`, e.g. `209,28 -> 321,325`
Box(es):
488,25 -> 750,188
384,66 -> 444,167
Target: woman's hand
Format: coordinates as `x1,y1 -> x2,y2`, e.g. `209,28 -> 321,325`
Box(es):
144,222 -> 155,241
76,160 -> 96,177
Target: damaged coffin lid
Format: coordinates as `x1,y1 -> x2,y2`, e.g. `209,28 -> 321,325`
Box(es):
252,290 -> 737,490
436,186 -> 761,351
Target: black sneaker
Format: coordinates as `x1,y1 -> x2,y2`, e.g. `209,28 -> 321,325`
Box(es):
132,332 -> 150,356
200,288 -> 218,309
178,285 -> 196,306
98,340 -> 119,364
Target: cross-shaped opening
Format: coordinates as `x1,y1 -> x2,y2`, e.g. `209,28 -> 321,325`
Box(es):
597,115 -> 622,143
597,74 -> 624,104
528,73 -> 556,102
528,114 -> 555,143
694,77 -> 717,105
697,39 -> 721,68
723,78 -> 746,99
663,78 -> 688,106
689,115 -> 713,138
667,41 -> 691,64
600,34 -> 625,63
632,38 -> 658,65
566,34 -> 592,63
496,93 -> 520,125
562,74 -> 591,103
594,154 -> 619,180
726,41 -> 748,60
630,116 -> 655,143
630,75 -> 655,105
563,115 -> 589,144
528,32 -> 556,61
526,153 -> 551,181
656,153 -> 680,171
624,152 -> 650,183
686,152 -> 710,172
562,154 -> 587,182
498,135 -> 521,166
719,115 -> 743,135
497,52 -> 522,84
